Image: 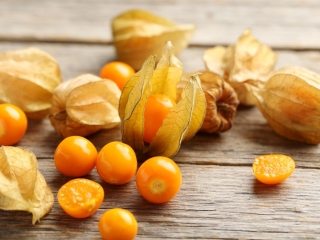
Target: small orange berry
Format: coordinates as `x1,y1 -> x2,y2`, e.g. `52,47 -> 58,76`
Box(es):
136,156 -> 182,203
54,136 -> 98,177
100,61 -> 135,90
143,94 -> 175,143
96,141 -> 137,185
99,208 -> 138,240
0,103 -> 27,146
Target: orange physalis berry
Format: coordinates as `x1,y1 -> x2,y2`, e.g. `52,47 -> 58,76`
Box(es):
54,136 -> 98,177
99,208 -> 138,240
252,154 -> 295,185
136,156 -> 182,203
57,178 -> 104,218
0,103 -> 27,146
99,61 -> 135,91
143,94 -> 175,143
96,141 -> 137,185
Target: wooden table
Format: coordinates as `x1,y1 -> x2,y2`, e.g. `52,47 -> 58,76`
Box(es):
1,0 -> 320,239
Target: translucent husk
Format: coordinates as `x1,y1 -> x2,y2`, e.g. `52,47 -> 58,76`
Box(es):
248,66 -> 320,144
178,70 -> 239,133
0,47 -> 62,119
203,29 -> 277,106
49,74 -> 121,138
0,146 -> 54,224
119,41 -> 206,157
112,9 -> 195,70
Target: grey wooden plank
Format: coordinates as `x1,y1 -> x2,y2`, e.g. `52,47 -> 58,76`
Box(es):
1,41 -> 320,238
0,0 -> 320,49
0,42 -> 320,81
0,163 -> 319,239
1,42 -> 320,169
1,1 -> 320,238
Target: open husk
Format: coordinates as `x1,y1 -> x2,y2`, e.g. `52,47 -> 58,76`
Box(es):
112,9 -> 195,70
0,47 -> 62,119
0,146 -> 54,224
203,29 -> 277,106
49,74 -> 121,137
248,66 -> 320,144
178,71 -> 239,133
119,41 -> 206,157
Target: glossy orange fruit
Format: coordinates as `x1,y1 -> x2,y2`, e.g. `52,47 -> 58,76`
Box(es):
252,154 -> 296,185
99,61 -> 135,90
58,178 -> 104,218
96,141 -> 137,185
136,156 -> 182,203
99,208 -> 138,240
143,94 -> 175,143
0,103 -> 27,146
54,136 -> 98,177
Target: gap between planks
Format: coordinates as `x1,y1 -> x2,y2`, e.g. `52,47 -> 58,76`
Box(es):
1,37 -> 320,52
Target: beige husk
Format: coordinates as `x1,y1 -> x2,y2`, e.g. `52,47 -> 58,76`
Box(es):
49,74 -> 121,137
203,29 -> 277,106
112,9 -> 195,70
0,146 -> 54,224
178,70 -> 239,133
247,66 -> 320,144
0,47 -> 62,119
119,41 -> 206,157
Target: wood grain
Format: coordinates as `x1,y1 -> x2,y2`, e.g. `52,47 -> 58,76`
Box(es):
0,42 -> 320,82
1,0 -> 320,49
1,161 -> 319,239
0,42 -> 320,239
1,42 -> 319,168
1,1 -> 320,238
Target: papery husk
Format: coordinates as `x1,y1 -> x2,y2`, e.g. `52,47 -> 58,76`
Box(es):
203,29 -> 277,106
119,41 -> 206,157
0,146 -> 54,224
0,47 -> 62,119
178,70 -> 239,133
248,66 -> 320,144
147,74 -> 206,157
112,9 -> 195,70
49,74 -> 121,138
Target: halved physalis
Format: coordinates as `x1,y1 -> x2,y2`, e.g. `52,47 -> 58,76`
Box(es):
252,154 -> 295,185
119,41 -> 206,157
57,178 -> 104,218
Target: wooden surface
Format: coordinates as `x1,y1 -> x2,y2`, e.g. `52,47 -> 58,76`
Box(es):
1,0 -> 320,239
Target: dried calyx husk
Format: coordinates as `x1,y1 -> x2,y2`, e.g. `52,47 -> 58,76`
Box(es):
247,66 -> 320,144
0,146 -> 54,224
119,41 -> 206,157
178,70 -> 239,133
0,47 -> 62,119
112,9 -> 195,70
49,74 -> 121,138
203,29 -> 277,106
